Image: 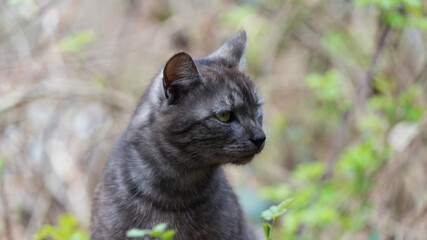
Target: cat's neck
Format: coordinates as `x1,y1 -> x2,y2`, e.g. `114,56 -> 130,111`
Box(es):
119,139 -> 225,210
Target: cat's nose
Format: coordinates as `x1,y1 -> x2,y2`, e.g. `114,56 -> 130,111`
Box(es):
251,132 -> 266,151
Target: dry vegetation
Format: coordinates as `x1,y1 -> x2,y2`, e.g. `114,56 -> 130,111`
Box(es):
1,0 -> 426,239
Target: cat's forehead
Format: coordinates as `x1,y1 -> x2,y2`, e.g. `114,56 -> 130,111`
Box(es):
196,63 -> 259,108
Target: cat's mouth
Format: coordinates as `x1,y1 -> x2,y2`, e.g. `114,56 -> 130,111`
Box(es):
230,148 -> 263,164
231,154 -> 256,165
219,139 -> 265,164
235,145 -> 265,164
255,141 -> 265,153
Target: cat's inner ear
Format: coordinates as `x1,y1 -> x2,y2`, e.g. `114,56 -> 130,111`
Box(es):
208,28 -> 247,71
163,52 -> 200,103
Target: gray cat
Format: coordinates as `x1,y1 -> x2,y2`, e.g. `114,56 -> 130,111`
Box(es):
91,29 -> 266,240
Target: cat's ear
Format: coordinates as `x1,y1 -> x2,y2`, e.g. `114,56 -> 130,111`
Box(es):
208,28 -> 247,71
163,52 -> 200,104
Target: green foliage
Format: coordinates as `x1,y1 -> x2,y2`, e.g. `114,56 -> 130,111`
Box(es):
368,79 -> 424,124
260,184 -> 292,202
397,84 -> 424,122
126,223 -> 175,240
306,70 -> 341,102
336,138 -> 385,195
262,60 -> 425,239
305,70 -> 350,122
355,0 -> 427,29
293,162 -> 325,182
60,30 -> 96,53
33,214 -> 88,240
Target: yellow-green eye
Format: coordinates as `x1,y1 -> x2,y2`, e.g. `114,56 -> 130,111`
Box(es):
215,111 -> 231,122
253,105 -> 259,114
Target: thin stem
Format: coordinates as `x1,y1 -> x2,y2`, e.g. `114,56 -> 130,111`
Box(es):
271,218 -> 276,240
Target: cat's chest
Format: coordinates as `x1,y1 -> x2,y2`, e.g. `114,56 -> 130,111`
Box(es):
132,194 -> 241,240
161,212 -> 237,240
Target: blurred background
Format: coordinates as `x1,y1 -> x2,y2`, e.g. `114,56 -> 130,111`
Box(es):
1,0 -> 427,239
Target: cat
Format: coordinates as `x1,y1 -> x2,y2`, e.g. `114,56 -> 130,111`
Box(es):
90,29 -> 266,240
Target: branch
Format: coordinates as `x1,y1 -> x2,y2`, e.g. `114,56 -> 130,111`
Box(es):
321,24 -> 391,182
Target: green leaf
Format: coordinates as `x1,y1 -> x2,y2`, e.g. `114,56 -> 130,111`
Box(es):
150,223 -> 167,236
33,214 -> 88,240
262,223 -> 272,238
153,223 -> 167,232
58,214 -> 76,228
261,198 -> 296,221
33,225 -> 57,240
161,230 -> 175,240
126,228 -> 150,238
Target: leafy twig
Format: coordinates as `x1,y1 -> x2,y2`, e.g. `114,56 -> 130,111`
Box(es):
261,198 -> 296,240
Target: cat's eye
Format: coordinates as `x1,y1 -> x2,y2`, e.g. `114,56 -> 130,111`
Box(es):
215,111 -> 231,122
253,106 -> 259,114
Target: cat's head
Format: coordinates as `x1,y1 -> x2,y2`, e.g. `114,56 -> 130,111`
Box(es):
133,29 -> 265,167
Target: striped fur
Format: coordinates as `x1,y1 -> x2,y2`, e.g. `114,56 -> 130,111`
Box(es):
91,29 -> 265,240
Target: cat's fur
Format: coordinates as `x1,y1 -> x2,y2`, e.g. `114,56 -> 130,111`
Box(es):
91,29 -> 266,240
